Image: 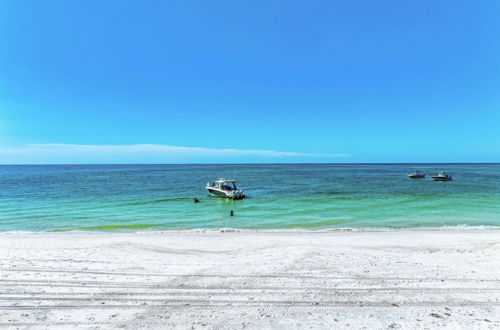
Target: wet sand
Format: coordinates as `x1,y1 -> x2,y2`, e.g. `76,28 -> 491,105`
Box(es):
0,230 -> 499,329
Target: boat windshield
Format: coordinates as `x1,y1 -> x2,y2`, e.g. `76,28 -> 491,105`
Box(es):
214,181 -> 237,190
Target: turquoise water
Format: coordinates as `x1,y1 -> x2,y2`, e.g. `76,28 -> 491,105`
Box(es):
1,164 -> 500,232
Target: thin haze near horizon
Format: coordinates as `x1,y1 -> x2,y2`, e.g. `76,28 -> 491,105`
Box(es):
1,1 -> 499,164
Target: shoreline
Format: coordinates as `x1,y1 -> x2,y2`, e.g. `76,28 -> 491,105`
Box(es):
1,224 -> 500,236
1,230 -> 499,328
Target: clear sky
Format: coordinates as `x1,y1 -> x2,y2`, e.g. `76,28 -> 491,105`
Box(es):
0,0 -> 499,163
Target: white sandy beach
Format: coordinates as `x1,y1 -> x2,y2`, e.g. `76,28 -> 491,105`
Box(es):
0,230 -> 499,329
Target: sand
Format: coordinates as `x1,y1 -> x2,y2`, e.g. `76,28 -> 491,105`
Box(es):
0,230 -> 499,329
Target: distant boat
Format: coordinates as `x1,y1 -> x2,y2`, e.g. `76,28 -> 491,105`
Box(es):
432,172 -> 453,181
408,171 -> 425,179
206,179 -> 245,199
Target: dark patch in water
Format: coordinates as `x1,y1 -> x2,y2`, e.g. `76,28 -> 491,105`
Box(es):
313,190 -> 343,195
118,197 -> 189,206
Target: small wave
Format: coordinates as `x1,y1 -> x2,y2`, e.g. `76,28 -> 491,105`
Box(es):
139,224 -> 500,234
51,223 -> 161,232
324,224 -> 500,232
2,224 -> 499,236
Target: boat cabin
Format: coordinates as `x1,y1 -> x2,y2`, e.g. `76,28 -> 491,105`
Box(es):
210,179 -> 238,191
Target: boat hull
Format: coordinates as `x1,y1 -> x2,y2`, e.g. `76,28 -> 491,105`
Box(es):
408,175 -> 425,179
206,187 -> 245,199
431,177 -> 452,181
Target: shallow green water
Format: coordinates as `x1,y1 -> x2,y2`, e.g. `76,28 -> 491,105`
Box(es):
1,164 -> 499,232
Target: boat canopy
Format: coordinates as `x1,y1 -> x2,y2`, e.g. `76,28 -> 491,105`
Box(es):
214,178 -> 237,183
208,178 -> 239,190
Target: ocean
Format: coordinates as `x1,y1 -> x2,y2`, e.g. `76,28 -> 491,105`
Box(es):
1,164 -> 499,232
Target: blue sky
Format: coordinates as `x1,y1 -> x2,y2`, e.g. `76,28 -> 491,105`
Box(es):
0,0 -> 499,163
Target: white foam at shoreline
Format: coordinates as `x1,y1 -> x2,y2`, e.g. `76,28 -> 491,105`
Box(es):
1,224 -> 499,236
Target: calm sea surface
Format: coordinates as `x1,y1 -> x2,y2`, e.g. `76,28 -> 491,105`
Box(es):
1,164 -> 499,232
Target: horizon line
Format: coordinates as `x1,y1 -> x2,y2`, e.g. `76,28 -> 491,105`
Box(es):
1,162 -> 499,166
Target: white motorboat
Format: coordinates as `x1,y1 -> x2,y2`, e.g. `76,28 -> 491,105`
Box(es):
431,172 -> 453,181
408,170 -> 425,179
206,179 -> 245,199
